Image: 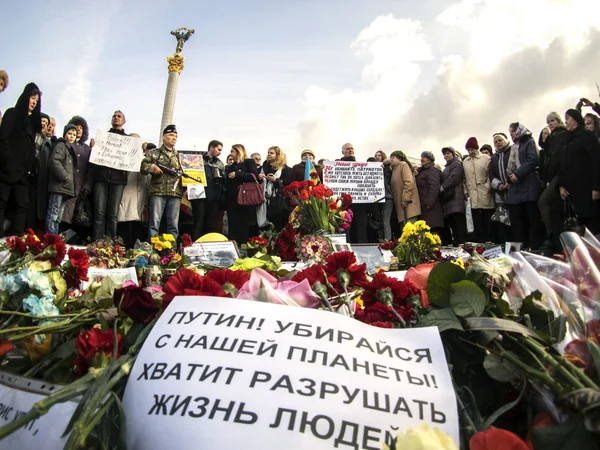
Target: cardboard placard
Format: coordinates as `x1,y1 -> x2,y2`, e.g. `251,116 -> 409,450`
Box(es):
123,297 -> 459,449
322,161 -> 384,204
178,151 -> 207,186
90,130 -> 144,172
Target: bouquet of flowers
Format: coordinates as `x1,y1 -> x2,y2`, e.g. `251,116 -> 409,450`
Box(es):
241,236 -> 269,256
284,180 -> 353,234
393,220 -> 441,267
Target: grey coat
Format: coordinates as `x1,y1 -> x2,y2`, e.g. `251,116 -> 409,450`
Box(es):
48,139 -> 76,198
416,163 -> 444,228
506,135 -> 542,205
441,157 -> 466,217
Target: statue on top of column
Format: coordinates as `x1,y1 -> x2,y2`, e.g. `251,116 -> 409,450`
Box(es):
171,27 -> 195,54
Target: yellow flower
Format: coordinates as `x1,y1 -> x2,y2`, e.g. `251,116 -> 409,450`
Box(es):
154,241 -> 164,252
434,234 -> 442,245
162,233 -> 176,242
151,236 -> 160,244
414,220 -> 430,232
424,232 -> 436,245
173,253 -> 182,261
450,258 -> 465,269
384,422 -> 457,450
162,241 -> 172,250
355,296 -> 364,308
20,334 -> 52,363
403,222 -> 416,235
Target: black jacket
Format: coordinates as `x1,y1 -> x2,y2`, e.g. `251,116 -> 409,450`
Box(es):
0,83 -> 42,183
558,127 -> 600,218
539,126 -> 568,184
48,138 -> 77,198
87,128 -> 129,185
262,161 -> 292,186
225,158 -> 259,205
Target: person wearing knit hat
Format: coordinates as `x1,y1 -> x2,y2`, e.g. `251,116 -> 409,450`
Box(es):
421,151 -> 435,163
390,150 -> 421,226
45,121 -> 78,234
416,151 -> 443,231
565,108 -> 585,128
557,108 -> 600,237
463,135 -> 494,243
291,149 -> 322,182
465,137 -> 479,150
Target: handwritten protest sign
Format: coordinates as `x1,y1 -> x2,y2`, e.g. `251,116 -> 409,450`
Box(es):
0,373 -> 77,450
90,130 -> 144,172
123,297 -> 458,449
323,161 -> 384,203
178,151 -> 207,186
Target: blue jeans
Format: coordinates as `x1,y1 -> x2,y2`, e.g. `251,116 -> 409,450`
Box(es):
93,182 -> 125,241
149,196 -> 181,241
46,193 -> 67,234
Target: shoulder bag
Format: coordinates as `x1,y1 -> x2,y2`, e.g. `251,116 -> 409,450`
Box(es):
237,173 -> 265,207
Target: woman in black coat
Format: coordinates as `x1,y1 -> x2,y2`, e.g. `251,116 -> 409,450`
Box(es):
0,82 -> 42,236
261,146 -> 292,232
557,109 -> 600,234
225,144 -> 259,244
538,112 -> 568,253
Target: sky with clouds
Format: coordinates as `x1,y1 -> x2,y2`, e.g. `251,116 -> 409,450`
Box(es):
1,0 -> 599,163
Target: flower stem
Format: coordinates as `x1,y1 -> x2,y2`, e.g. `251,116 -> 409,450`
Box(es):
521,335 -> 597,390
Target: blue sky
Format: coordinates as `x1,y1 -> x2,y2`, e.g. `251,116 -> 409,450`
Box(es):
2,0 -> 600,163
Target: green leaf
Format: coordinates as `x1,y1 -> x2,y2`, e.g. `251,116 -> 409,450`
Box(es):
426,261 -> 466,307
483,353 -> 521,383
493,297 -> 514,317
449,280 -> 487,317
531,416 -> 597,450
417,308 -> 464,332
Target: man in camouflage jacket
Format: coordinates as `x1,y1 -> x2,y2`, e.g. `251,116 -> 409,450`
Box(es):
140,124 -> 183,240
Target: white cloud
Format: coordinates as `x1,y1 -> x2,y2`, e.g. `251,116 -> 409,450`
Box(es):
298,1 -> 600,161
56,0 -> 123,122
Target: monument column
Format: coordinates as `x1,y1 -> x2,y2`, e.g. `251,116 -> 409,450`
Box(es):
159,27 -> 194,144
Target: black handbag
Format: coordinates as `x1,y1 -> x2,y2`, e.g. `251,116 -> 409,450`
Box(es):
440,186 -> 455,203
73,190 -> 92,228
564,198 -> 585,236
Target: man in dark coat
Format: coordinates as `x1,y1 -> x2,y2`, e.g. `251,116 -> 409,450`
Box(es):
415,151 -> 443,231
29,112 -> 52,230
87,110 -> 129,240
558,109 -> 600,235
0,82 -> 42,236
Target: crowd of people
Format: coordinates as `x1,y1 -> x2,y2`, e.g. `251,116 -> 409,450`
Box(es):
1,73 -> 599,254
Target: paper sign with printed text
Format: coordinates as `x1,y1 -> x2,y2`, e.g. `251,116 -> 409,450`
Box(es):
123,297 -> 458,449
322,161 -> 385,203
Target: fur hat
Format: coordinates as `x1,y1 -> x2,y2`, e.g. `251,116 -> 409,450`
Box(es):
565,108 -> 585,128
465,137 -> 479,150
390,150 -> 404,160
68,115 -> 89,143
301,149 -> 315,159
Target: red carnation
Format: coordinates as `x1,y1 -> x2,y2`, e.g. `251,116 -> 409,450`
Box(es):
300,190 -> 310,201
74,327 -> 123,376
7,236 -> 27,254
63,247 -> 90,288
324,251 -> 368,290
40,233 -> 67,266
362,271 -> 418,308
114,286 -> 159,325
162,268 -> 226,309
292,264 -> 327,286
180,233 -> 193,248
206,268 -> 250,297
356,302 -> 414,327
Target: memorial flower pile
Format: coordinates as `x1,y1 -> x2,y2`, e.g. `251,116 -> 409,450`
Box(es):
1,218 -> 600,449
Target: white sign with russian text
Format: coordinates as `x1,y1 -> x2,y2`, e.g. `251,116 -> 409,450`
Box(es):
0,376 -> 76,450
322,161 -> 385,203
123,297 -> 458,449
90,130 -> 144,172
